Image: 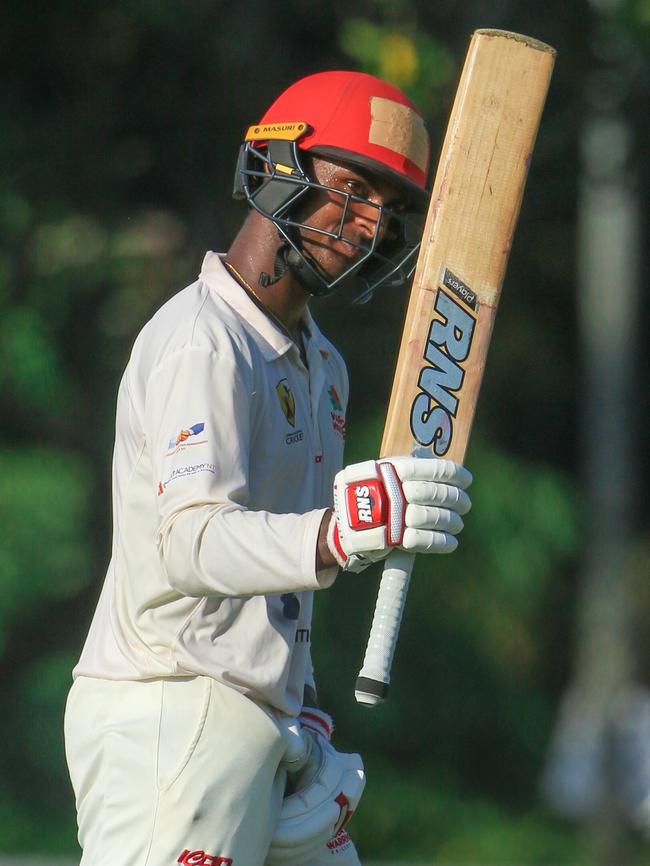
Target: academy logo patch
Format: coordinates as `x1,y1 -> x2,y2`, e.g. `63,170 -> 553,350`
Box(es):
158,462 -> 216,494
167,422 -> 206,455
275,378 -> 296,427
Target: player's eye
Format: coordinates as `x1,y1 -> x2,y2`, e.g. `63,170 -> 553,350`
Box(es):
387,199 -> 407,216
345,178 -> 367,197
382,215 -> 401,242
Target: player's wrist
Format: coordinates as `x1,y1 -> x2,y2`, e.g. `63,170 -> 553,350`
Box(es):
317,509 -> 339,571
299,707 -> 334,741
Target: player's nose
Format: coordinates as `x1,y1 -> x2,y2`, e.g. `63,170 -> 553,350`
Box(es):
350,200 -> 384,242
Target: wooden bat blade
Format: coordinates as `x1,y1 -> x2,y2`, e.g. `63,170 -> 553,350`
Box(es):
355,30 -> 555,706
382,29 -> 555,463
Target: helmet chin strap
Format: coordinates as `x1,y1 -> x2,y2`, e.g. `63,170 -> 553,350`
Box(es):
259,241 -> 332,297
258,244 -> 289,288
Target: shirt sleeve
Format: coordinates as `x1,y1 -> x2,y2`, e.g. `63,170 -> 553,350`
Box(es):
145,345 -> 336,598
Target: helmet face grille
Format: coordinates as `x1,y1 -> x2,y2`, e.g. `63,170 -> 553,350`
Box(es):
235,138 -> 423,301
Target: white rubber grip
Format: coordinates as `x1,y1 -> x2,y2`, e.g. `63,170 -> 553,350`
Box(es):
354,549 -> 415,706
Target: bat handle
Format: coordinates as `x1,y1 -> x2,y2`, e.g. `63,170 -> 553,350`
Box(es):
354,549 -> 415,706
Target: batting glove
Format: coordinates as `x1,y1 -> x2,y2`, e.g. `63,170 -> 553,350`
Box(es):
327,456 -> 472,572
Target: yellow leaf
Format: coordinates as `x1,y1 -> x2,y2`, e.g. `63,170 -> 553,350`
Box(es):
379,33 -> 419,87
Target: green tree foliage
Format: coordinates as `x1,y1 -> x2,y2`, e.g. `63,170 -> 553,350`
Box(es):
339,18 -> 455,114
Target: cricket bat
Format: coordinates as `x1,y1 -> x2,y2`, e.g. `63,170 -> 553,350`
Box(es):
355,29 -> 556,706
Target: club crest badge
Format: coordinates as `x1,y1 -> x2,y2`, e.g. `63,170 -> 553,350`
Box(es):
275,378 -> 296,427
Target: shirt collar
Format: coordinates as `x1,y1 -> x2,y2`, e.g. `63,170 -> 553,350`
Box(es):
199,251 -> 331,363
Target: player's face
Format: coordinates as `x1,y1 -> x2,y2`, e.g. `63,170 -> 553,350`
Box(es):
295,156 -> 406,281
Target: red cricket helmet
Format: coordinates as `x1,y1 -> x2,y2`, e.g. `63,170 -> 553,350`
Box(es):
258,70 -> 430,208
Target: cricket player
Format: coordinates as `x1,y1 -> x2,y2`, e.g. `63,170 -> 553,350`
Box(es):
64,70 -> 472,866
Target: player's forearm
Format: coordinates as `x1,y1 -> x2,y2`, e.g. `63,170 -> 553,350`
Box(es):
158,504 -> 338,598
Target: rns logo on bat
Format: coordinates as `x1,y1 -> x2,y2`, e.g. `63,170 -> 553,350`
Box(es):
410,270 -> 477,456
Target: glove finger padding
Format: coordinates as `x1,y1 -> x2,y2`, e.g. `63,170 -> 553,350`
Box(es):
267,740 -> 365,866
280,722 -> 312,775
328,456 -> 472,570
391,455 -> 472,487
403,526 -> 459,553
401,480 -> 472,514
405,503 -> 464,535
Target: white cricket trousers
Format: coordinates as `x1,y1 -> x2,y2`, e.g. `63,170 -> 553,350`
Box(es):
65,676 -> 362,866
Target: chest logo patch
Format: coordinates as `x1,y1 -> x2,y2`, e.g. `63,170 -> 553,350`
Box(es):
328,385 -> 346,440
328,385 -> 343,411
275,378 -> 296,427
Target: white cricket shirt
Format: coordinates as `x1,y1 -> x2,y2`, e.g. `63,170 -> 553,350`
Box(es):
73,252 -> 349,715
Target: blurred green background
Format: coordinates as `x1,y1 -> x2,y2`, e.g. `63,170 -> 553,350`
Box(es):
1,0 -> 649,863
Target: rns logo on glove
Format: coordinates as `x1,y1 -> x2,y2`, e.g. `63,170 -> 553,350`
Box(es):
347,480 -> 384,529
